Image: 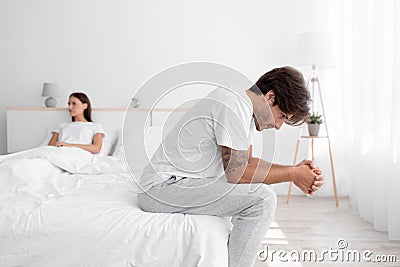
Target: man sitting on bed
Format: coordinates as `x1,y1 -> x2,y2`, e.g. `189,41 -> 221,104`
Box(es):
137,66 -> 324,267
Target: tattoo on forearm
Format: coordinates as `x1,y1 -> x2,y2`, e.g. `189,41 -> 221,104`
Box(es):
220,146 -> 248,174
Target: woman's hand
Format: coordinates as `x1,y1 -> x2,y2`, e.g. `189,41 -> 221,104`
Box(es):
55,141 -> 70,147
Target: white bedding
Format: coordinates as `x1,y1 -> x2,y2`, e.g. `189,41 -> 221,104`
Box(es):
0,146 -> 231,267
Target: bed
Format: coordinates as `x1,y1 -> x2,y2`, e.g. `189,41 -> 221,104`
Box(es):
1,110 -> 232,267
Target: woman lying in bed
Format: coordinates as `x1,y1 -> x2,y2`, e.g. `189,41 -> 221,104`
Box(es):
48,92 -> 105,154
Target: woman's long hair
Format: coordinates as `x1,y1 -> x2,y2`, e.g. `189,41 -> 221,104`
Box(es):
69,92 -> 92,122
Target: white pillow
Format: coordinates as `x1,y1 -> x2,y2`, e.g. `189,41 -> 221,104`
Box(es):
39,129 -> 53,147
113,127 -> 163,173
112,131 -> 124,159
99,131 -> 119,156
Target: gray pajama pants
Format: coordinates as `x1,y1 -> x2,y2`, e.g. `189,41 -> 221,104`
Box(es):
137,176 -> 277,267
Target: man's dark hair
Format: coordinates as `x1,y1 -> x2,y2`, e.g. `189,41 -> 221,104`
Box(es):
249,66 -> 310,126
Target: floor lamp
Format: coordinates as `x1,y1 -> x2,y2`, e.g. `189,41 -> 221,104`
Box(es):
286,32 -> 339,206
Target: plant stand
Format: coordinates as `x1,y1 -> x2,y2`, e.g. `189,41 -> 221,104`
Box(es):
286,135 -> 339,207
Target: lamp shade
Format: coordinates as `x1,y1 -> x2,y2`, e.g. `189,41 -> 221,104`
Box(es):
295,32 -> 335,69
42,82 -> 60,97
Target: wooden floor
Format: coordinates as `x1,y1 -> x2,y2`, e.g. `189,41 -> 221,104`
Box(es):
254,196 -> 400,267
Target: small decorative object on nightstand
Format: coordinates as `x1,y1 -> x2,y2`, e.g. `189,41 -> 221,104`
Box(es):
42,82 -> 60,108
130,97 -> 140,108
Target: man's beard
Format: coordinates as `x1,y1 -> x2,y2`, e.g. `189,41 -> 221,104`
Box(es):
253,114 -> 261,131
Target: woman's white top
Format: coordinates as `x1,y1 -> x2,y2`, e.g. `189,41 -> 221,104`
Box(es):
52,121 -> 105,144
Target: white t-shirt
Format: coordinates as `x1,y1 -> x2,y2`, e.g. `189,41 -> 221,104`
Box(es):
139,88 -> 255,191
53,121 -> 105,145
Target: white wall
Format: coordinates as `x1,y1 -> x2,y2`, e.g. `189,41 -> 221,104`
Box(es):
0,0 -> 344,196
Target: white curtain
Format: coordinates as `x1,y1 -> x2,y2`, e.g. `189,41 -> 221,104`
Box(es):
336,0 -> 400,240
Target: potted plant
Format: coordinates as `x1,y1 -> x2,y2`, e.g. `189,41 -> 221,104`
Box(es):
307,112 -> 323,136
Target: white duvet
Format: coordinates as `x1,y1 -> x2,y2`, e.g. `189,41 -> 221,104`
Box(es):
0,146 -> 231,267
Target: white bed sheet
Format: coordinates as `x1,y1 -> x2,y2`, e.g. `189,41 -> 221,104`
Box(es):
0,147 -> 231,267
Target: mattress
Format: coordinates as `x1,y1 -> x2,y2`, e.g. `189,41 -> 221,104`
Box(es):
0,146 -> 231,266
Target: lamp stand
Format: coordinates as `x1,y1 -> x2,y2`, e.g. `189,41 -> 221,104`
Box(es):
45,96 -> 57,108
286,67 -> 339,207
311,65 -> 329,136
